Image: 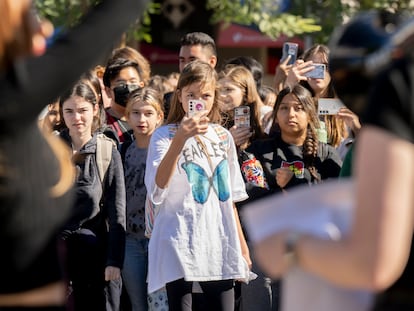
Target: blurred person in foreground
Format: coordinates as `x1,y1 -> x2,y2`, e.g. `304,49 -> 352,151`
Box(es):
0,0 -> 147,309
250,10 -> 414,311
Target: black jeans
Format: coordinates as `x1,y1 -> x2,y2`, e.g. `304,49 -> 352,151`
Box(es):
64,230 -> 121,311
166,278 -> 235,311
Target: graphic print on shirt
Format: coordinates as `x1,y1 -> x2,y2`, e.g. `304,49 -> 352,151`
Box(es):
281,160 -> 305,178
241,155 -> 269,189
181,159 -> 230,204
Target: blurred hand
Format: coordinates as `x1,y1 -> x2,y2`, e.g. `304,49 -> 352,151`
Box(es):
336,107 -> 361,135
254,232 -> 291,279
177,111 -> 210,141
276,167 -> 294,188
284,60 -> 315,89
275,55 -> 293,80
229,125 -> 252,148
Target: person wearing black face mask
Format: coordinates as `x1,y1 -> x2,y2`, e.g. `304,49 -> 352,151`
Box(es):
113,83 -> 142,107
103,57 -> 145,143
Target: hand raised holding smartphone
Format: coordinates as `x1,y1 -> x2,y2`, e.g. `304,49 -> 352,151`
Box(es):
281,42 -> 299,66
234,106 -> 251,128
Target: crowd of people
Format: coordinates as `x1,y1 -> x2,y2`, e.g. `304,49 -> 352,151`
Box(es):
0,1 -> 413,311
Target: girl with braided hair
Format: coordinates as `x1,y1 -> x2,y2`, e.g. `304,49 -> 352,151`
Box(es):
284,44 -> 361,159
247,84 -> 342,193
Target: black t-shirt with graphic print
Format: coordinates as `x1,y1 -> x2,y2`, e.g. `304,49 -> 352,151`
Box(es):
246,132 -> 342,195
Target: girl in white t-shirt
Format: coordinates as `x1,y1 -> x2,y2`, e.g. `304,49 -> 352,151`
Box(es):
145,60 -> 251,311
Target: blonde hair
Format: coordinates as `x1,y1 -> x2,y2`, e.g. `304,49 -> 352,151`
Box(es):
125,86 -> 164,121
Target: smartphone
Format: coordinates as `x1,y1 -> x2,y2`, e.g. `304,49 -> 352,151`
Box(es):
304,63 -> 326,79
318,98 -> 345,115
281,42 -> 298,65
234,106 -> 251,128
188,99 -> 206,117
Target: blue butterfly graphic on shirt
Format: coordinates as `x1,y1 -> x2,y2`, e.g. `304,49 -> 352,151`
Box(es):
181,159 -> 230,204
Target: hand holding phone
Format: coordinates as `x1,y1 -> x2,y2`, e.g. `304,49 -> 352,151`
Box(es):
234,106 -> 251,128
188,99 -> 206,117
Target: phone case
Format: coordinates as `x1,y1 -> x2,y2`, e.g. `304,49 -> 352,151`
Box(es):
234,106 -> 251,127
318,98 -> 345,115
188,99 -> 206,117
282,42 -> 298,65
304,63 -> 326,79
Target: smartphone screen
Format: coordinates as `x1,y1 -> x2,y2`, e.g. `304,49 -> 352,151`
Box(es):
234,106 -> 251,127
281,42 -> 298,65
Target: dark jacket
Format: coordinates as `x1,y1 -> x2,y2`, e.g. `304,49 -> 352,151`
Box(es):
60,130 -> 126,268
0,0 -> 147,293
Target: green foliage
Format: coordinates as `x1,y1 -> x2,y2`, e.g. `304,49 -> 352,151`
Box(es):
289,0 -> 352,44
34,0 -> 414,46
35,0 -> 159,43
359,0 -> 414,11
35,0 -> 100,28
126,2 -> 162,44
207,0 -> 322,39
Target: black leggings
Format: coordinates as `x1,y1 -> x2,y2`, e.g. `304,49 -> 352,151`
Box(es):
166,278 -> 235,311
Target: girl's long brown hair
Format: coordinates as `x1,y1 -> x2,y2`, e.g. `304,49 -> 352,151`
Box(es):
273,85 -> 321,182
301,44 -> 345,148
218,65 -> 265,141
166,60 -> 222,125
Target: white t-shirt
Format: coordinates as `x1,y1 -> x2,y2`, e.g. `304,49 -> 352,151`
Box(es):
145,124 -> 249,293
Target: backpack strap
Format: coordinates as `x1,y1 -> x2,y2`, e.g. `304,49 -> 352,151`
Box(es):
96,133 -> 115,184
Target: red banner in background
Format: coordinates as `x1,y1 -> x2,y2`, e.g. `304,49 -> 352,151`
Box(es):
140,43 -> 177,65
217,23 -> 301,48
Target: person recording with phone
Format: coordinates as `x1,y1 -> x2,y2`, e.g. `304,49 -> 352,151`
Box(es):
145,60 -> 251,311
217,64 -> 272,206
218,65 -> 280,311
274,42 -> 299,94
251,10 -> 414,311
247,84 -> 342,194
218,65 -> 265,148
283,44 -> 361,158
